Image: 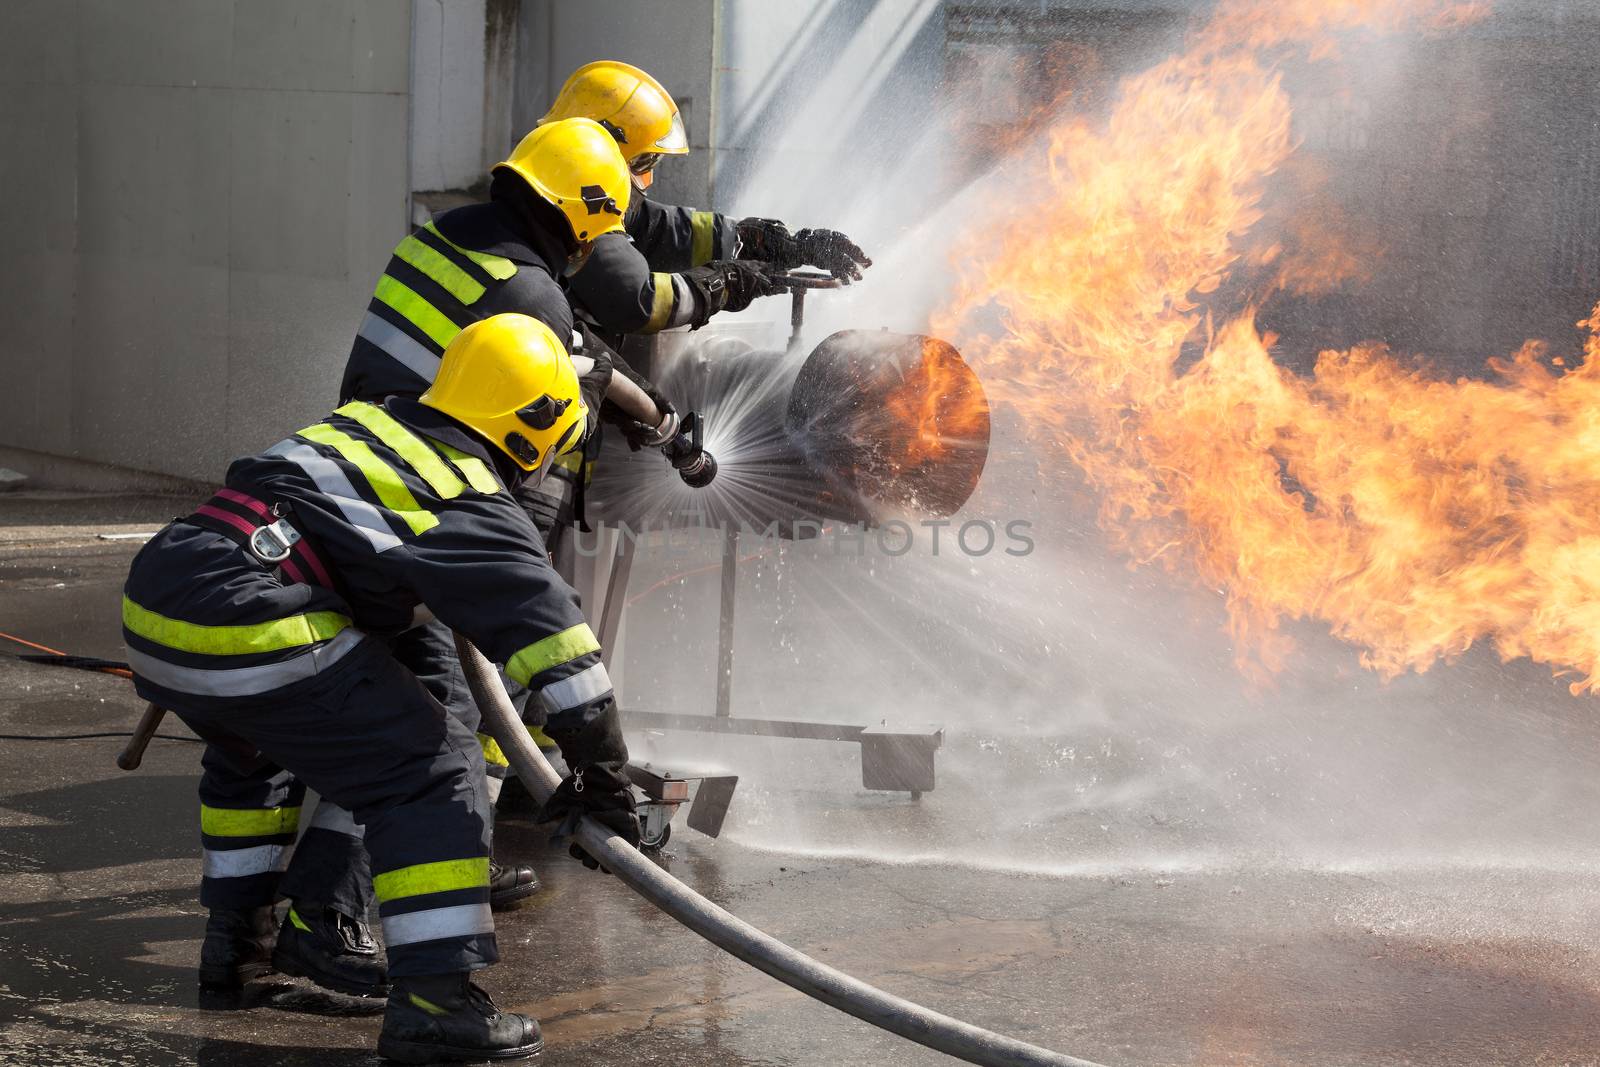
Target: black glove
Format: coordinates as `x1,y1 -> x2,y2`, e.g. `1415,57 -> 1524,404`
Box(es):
794,228 -> 871,281
537,703 -> 641,873
681,260 -> 785,326
536,763 -> 640,872
736,217 -> 803,267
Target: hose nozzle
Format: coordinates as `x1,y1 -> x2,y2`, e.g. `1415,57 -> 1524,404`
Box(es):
663,411 -> 717,488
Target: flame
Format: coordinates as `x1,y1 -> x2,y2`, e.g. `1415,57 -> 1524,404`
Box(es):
884,338 -> 991,467
926,0 -> 1600,693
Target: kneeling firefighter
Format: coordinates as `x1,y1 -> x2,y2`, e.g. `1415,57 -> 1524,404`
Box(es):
545,60 -> 874,343
248,117 -> 635,998
123,314 -> 642,1063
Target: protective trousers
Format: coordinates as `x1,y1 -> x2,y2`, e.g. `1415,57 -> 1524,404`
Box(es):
276,619 -> 479,921
178,638 -> 496,978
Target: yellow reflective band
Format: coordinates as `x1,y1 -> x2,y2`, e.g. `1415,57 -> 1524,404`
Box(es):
335,402 -> 467,500
690,211 -> 718,266
555,450 -> 584,474
123,596 -> 350,657
395,234 -> 486,305
409,993 -> 451,1017
298,423 -> 439,535
432,441 -> 502,495
289,906 -> 312,932
423,221 -> 517,281
373,856 -> 490,903
643,272 -> 675,332
200,804 -> 302,838
374,275 -> 461,350
507,624 -> 601,688
527,724 -> 557,750
476,732 -> 509,768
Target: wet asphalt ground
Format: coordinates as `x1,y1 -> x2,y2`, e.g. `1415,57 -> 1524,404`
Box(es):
5,492 -> 1600,1066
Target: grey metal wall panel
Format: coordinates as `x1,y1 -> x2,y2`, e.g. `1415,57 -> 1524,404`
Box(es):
0,0 -> 412,482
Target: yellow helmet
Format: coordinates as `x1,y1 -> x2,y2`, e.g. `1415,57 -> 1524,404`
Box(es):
419,314 -> 586,474
540,60 -> 688,189
493,117 -> 630,244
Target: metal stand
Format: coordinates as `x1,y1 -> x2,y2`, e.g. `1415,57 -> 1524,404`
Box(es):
586,525 -> 943,804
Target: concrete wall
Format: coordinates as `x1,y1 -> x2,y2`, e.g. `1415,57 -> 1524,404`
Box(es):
0,0 -> 412,484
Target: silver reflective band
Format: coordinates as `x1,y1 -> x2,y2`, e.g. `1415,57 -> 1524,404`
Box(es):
666,274 -> 696,329
267,441 -> 404,553
309,801 -> 364,838
541,662 -> 612,712
484,776 -> 504,804
203,844 -> 288,879
359,312 -> 442,383
126,629 -> 367,698
382,902 -> 494,948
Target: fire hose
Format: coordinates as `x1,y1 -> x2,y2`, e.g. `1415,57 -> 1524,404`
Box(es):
454,634 -> 1108,1067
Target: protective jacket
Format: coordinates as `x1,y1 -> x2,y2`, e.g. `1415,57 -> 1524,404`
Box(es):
565,194 -> 738,335
340,203 -> 574,406
124,398 -> 611,720
339,200 -> 588,536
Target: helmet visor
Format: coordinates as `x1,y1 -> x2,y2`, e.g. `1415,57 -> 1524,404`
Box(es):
629,151 -> 663,176
653,111 -> 688,152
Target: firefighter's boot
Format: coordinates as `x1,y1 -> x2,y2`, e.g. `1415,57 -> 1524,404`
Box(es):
377,973 -> 543,1063
272,904 -> 390,997
198,904 -> 277,989
489,860 -> 539,910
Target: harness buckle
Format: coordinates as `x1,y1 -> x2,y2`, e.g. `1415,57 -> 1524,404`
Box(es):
248,519 -> 301,564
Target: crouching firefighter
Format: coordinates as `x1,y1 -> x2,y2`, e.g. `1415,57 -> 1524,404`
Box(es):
543,60 -> 874,343
240,115 -> 637,999
122,314 -> 643,1063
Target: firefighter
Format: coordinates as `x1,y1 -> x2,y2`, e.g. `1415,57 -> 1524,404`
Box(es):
124,313 -> 641,1063
259,117 -> 633,998
542,60 -> 873,339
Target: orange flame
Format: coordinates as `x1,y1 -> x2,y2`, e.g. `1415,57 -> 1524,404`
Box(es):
885,338 -> 990,467
927,0 -> 1600,693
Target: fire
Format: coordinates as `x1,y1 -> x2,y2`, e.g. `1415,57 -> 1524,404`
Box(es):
930,0 -> 1600,693
884,338 -> 991,467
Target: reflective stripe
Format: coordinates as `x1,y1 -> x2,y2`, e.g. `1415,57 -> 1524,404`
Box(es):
126,629 -> 366,697
506,624 -> 601,688
423,221 -> 517,280
267,441 -> 405,552
434,441 -> 501,495
298,423 -> 438,535
644,272 -> 676,332
690,211 -> 718,266
359,311 -> 441,382
122,596 -> 349,657
373,856 -> 490,903
309,801 -> 364,838
201,804 -> 301,837
477,732 -> 509,768
528,724 -> 557,750
395,235 -> 485,305
667,273 -> 695,329
374,275 -> 460,350
484,776 -> 504,804
203,844 -> 288,879
335,402 -> 467,499
382,902 -> 494,948
541,662 -> 612,712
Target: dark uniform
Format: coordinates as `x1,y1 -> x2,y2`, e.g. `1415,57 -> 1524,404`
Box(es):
123,398 -> 617,978
566,195 -> 737,336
